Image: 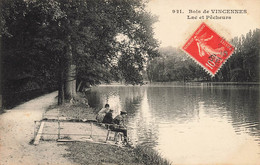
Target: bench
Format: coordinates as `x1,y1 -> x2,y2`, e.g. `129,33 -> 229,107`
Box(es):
102,123 -> 124,143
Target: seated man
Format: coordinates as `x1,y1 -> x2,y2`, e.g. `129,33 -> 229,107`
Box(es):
110,111 -> 128,143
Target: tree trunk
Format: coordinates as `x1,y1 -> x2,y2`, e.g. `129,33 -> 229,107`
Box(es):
64,64 -> 76,100
0,95 -> 2,112
0,37 -> 2,111
77,80 -> 83,92
64,37 -> 76,101
58,70 -> 65,105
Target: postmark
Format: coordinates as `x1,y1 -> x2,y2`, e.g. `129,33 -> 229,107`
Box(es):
182,22 -> 235,76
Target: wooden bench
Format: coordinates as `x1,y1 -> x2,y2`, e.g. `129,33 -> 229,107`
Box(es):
103,124 -> 124,143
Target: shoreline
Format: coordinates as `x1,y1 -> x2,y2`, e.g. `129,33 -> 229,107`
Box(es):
45,100 -> 172,165
97,81 -> 260,87
0,92 -> 171,165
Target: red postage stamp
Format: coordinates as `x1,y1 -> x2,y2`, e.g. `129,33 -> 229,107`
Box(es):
182,22 -> 235,76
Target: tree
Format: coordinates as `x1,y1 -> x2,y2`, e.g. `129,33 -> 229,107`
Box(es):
1,0 -> 159,106
147,29 -> 259,83
1,0 -> 60,107
229,29 -> 260,82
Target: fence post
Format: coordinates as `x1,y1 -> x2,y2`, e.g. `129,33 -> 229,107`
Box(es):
58,121 -> 60,139
90,122 -> 93,139
34,121 -> 36,139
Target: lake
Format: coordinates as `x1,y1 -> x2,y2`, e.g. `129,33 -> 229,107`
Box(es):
86,83 -> 260,164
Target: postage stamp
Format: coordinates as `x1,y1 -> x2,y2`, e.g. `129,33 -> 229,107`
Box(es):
182,22 -> 235,76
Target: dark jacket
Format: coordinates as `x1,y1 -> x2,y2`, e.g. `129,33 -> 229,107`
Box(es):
113,115 -> 126,128
102,112 -> 113,124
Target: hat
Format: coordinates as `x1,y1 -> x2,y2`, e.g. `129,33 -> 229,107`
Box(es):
120,111 -> 127,115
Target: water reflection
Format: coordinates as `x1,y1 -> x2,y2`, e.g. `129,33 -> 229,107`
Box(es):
86,84 -> 260,164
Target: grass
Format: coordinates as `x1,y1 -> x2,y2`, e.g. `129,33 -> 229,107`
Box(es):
133,145 -> 172,165
46,98 -> 96,120
64,141 -> 171,165
58,102 -> 96,120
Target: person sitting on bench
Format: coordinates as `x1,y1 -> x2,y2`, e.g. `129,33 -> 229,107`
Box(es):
111,111 -> 128,143
102,109 -> 114,124
96,104 -> 110,123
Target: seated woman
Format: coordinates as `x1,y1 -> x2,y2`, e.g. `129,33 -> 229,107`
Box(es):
102,109 -> 114,124
96,104 -> 110,123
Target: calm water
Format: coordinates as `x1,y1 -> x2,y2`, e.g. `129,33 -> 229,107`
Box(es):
86,83 -> 260,164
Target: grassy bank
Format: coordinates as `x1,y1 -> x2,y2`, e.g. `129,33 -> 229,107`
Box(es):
50,98 -> 171,165
65,141 -> 171,165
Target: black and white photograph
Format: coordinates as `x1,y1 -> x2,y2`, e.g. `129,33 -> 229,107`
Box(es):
0,0 -> 259,164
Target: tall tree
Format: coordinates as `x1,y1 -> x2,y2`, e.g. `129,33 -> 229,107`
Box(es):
1,0 -> 159,106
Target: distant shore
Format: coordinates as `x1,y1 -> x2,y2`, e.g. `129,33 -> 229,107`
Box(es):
98,81 -> 260,87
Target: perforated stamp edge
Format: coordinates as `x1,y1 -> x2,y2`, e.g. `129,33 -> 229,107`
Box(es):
181,22 -> 235,77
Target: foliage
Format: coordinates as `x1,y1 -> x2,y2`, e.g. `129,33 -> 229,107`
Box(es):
146,29 -> 260,82
147,47 -> 209,82
222,29 -> 260,82
1,0 -> 159,106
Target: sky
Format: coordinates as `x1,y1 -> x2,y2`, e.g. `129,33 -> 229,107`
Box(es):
147,0 -> 260,48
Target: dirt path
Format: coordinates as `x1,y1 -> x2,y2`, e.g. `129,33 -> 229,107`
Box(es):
0,92 -> 75,165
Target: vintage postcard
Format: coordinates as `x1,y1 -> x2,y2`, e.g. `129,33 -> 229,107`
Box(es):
0,0 -> 259,165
